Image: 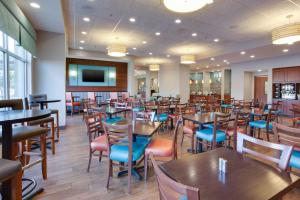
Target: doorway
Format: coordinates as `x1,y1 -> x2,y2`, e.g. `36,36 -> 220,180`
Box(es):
254,76 -> 268,104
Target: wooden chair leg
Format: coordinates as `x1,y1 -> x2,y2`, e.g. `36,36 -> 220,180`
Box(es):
87,150 -> 92,172
99,151 -> 103,162
144,153 -> 149,181
51,121 -> 55,155
11,169 -> 22,200
106,160 -> 112,188
266,129 -> 270,141
128,161 -> 132,194
40,134 -> 47,180
20,141 -> 26,166
258,128 -> 261,139
25,140 -> 31,165
56,112 -> 60,139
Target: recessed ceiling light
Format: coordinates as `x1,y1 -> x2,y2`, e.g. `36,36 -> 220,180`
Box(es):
240,51 -> 246,55
30,2 -> 40,8
217,64 -> 220,67
210,57 -> 215,61
129,17 -> 136,22
81,31 -> 87,35
83,17 -> 90,22
250,55 -> 255,58
223,59 -> 227,62
206,66 -> 209,68
133,47 -> 137,50
149,52 -> 152,55
80,40 -> 85,43
155,32 -> 161,36
282,49 -> 289,53
257,69 -> 262,72
192,33 -> 197,37
166,54 -> 170,58
79,47 -> 83,50
175,19 -> 181,24
142,41 -> 147,44
214,38 -> 220,42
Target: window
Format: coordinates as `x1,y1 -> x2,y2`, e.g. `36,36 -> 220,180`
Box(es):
0,31 -> 31,99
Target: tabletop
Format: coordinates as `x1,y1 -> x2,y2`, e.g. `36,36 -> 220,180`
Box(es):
0,110 -> 52,124
106,107 -> 130,114
160,148 -> 300,200
183,112 -> 234,124
113,120 -> 161,137
31,99 -> 61,104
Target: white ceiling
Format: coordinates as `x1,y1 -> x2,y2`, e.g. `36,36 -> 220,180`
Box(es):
19,0 -> 300,69
16,0 -> 65,34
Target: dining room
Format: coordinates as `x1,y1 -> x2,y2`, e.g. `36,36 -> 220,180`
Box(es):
1,0 -> 300,200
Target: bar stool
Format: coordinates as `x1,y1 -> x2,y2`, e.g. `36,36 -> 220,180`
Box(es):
0,159 -> 22,199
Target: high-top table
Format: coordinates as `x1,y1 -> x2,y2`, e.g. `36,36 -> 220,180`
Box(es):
160,148 -> 300,200
0,109 -> 51,200
31,99 -> 61,110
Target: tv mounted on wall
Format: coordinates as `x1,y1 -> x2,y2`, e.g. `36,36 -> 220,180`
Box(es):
82,69 -> 105,82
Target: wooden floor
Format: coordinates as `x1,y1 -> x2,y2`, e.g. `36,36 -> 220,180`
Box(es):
22,115 -> 300,200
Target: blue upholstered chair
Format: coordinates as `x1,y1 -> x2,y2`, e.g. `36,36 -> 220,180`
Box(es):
155,102 -> 170,131
196,112 -> 231,151
249,108 -> 279,141
103,122 -> 147,194
273,123 -> 300,170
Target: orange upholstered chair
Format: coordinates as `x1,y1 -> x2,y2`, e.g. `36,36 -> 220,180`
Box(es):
144,118 -> 182,180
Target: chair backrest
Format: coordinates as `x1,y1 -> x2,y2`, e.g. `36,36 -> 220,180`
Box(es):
134,111 -> 155,122
212,113 -> 231,148
158,102 -> 170,115
267,108 -> 279,125
84,113 -> 104,144
28,94 -> 47,108
171,118 -> 183,159
0,99 -> 24,110
66,92 -> 73,102
115,102 -> 127,109
273,122 -> 300,151
103,122 -> 133,162
237,132 -> 293,171
175,103 -> 187,115
150,153 -> 200,200
232,110 -> 250,150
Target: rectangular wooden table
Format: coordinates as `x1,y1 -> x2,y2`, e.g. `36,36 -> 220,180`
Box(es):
160,148 -> 300,200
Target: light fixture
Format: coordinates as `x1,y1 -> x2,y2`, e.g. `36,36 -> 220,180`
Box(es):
149,64 -> 160,71
80,40 -> 85,43
210,57 -> 215,61
175,19 -> 181,24
83,17 -> 90,22
195,80 -> 198,84
189,80 -> 192,84
240,51 -> 246,55
142,41 -> 147,44
217,64 -> 220,67
206,66 -> 209,68
30,2 -> 40,8
202,80 -> 204,84
272,15 -> 300,45
166,54 -> 170,58
282,49 -> 289,53
81,31 -> 87,35
70,70 -> 77,77
250,55 -> 255,58
223,59 -> 227,62
79,46 -> 83,50
214,38 -> 220,42
192,33 -> 197,37
164,0 -> 213,13
209,79 -> 212,83
257,69 -> 262,72
107,44 -> 127,57
181,55 -> 196,64
129,17 -> 136,22
149,52 -> 153,55
133,47 -> 137,50
155,32 -> 161,36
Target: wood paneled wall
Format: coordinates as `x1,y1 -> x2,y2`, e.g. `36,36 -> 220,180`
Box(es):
66,58 -> 128,92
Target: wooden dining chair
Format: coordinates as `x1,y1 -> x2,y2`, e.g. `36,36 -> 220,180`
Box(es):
196,113 -> 231,151
156,102 -> 170,131
144,118 -> 182,180
150,153 -> 200,200
273,123 -> 300,171
103,122 -> 147,194
84,113 -> 107,172
237,132 -> 293,171
66,92 -> 81,116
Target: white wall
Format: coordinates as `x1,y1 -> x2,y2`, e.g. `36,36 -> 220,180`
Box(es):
33,31 -> 66,126
68,49 -> 135,95
231,54 -> 300,103
179,65 -> 190,103
244,72 -> 254,100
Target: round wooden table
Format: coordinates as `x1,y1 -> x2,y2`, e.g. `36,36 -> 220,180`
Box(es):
0,109 -> 51,200
31,99 -> 61,110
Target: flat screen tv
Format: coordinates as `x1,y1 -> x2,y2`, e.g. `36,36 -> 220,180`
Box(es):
82,69 -> 105,82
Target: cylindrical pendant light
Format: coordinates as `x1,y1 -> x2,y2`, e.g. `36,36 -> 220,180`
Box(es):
272,23 -> 300,45
163,0 -> 213,13
107,44 -> 127,57
149,64 -> 160,71
181,55 -> 196,64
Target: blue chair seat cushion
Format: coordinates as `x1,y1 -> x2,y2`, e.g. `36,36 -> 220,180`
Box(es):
221,104 -> 232,108
196,128 -> 226,142
289,150 -> 300,169
203,123 -> 214,129
136,136 -> 151,145
110,142 -> 146,162
103,116 -> 124,124
154,113 -> 168,122
133,107 -> 145,112
249,120 -> 272,129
